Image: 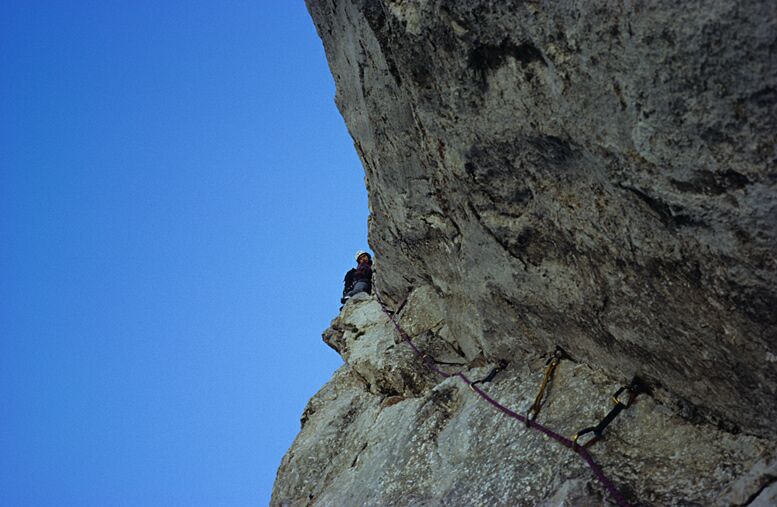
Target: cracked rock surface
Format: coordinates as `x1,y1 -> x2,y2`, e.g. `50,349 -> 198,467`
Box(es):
305,0 -> 777,436
273,295 -> 776,506
274,1 -> 777,505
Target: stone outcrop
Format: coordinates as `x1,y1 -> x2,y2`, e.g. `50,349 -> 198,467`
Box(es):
273,294 -> 777,506
274,1 -> 777,505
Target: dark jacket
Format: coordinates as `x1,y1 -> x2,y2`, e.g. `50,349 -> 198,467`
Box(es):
343,262 -> 373,296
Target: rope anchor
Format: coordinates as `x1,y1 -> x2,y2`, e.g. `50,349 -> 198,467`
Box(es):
469,360 -> 508,392
526,346 -> 566,426
374,288 -> 634,506
572,377 -> 644,449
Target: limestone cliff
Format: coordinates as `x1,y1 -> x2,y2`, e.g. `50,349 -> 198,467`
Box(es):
273,294 -> 776,505
274,1 -> 777,505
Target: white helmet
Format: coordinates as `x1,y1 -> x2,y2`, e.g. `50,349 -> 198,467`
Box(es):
355,250 -> 371,262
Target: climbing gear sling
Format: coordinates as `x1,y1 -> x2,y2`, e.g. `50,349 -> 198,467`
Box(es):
470,360 -> 507,390
526,346 -> 566,427
374,288 -> 634,507
572,377 -> 644,449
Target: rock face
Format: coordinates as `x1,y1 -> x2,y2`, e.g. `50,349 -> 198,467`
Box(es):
274,1 -> 777,505
304,0 -> 777,436
273,295 -> 776,506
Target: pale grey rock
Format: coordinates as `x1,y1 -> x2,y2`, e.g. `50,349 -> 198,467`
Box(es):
274,1 -> 777,504
539,479 -> 598,507
323,294 -> 438,396
306,0 -> 777,436
718,453 -> 777,506
273,293 -> 776,506
750,483 -> 777,507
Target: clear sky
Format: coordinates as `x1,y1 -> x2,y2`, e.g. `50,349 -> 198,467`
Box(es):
0,1 -> 366,505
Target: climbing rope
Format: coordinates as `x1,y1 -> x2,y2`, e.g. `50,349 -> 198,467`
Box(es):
373,290 -> 634,507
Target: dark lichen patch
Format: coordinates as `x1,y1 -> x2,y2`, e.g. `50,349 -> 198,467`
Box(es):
469,39 -> 546,89
620,185 -> 706,229
469,39 -> 545,71
670,169 -> 750,195
413,385 -> 461,444
749,86 -> 777,108
528,135 -> 574,165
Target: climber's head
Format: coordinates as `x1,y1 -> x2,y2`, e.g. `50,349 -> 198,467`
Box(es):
355,250 -> 371,264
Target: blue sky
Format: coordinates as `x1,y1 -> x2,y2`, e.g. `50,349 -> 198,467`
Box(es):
0,1 -> 366,505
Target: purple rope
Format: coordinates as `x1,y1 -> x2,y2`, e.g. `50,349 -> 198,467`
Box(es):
387,309 -> 452,378
375,293 -> 632,507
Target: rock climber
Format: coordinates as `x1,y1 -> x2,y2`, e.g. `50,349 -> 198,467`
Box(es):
341,250 -> 373,304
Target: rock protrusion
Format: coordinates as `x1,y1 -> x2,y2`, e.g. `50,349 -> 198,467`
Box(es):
273,288 -> 776,506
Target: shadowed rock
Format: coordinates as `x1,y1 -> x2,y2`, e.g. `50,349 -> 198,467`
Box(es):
274,1 -> 777,505
305,0 -> 777,437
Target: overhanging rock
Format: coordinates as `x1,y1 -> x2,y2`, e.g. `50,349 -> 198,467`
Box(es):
306,0 -> 777,437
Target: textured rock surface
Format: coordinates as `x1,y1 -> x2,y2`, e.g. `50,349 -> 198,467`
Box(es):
305,0 -> 777,436
273,295 -> 776,506
273,1 -> 777,505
